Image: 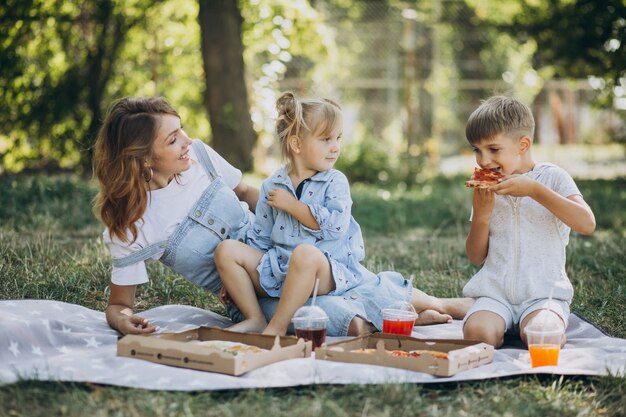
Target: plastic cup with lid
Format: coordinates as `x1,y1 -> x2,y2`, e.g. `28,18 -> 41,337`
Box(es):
382,301 -> 418,336
291,305 -> 329,350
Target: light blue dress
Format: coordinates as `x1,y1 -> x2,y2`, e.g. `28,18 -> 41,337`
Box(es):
247,166 -> 366,297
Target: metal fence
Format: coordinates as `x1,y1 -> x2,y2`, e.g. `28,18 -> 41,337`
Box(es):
275,0 -> 620,170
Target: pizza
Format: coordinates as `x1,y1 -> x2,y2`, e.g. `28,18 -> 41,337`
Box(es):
350,348 -> 448,360
409,349 -> 449,359
465,167 -> 505,188
189,340 -> 267,356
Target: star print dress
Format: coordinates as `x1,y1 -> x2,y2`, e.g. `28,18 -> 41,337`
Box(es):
247,166 -> 366,297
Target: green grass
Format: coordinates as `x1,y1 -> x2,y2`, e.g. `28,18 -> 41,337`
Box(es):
0,173 -> 625,417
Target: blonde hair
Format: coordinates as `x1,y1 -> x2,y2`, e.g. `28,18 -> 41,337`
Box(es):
275,91 -> 342,161
92,96 -> 179,243
466,95 -> 535,145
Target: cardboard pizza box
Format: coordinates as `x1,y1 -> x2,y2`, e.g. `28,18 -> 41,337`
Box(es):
117,327 -> 312,376
315,333 -> 493,377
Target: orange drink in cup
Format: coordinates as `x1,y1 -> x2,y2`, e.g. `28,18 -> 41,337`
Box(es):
526,327 -> 563,367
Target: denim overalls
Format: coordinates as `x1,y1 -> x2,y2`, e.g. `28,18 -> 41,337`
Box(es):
112,140 -> 412,336
112,140 -> 252,318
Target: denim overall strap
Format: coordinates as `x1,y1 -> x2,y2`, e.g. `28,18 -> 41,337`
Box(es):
191,139 -> 218,180
110,140 -> 219,269
112,242 -> 168,268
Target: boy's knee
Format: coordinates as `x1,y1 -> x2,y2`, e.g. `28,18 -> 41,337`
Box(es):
463,321 -> 504,348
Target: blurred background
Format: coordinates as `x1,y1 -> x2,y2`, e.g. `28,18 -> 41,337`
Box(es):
1,0 -> 625,185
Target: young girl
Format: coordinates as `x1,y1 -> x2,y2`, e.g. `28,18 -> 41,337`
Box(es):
216,92 -> 470,335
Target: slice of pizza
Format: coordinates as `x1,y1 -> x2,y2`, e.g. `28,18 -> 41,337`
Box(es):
191,340 -> 267,356
465,167 -> 505,188
409,349 -> 449,359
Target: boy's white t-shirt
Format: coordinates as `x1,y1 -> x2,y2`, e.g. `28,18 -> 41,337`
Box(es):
463,163 -> 582,304
102,141 -> 242,286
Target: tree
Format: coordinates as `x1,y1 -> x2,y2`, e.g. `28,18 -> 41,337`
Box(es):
198,0 -> 256,171
0,0 -> 155,174
467,0 -> 626,108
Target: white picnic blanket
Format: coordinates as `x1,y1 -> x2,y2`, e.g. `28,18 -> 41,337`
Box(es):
1,300 -> 624,390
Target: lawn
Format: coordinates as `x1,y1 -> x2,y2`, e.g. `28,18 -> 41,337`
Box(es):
0,173 -> 625,417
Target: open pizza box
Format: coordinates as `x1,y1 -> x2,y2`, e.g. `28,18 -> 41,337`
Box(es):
117,327 -> 312,376
316,333 -> 494,377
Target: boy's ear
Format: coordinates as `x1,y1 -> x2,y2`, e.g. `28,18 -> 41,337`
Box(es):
518,135 -> 532,154
288,135 -> 302,154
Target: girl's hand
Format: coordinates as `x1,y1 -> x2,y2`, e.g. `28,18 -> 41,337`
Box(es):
472,187 -> 495,220
117,314 -> 159,335
219,286 -> 233,305
267,188 -> 297,212
491,175 -> 536,197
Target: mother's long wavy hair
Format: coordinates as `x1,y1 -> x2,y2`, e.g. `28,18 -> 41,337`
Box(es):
92,97 -> 179,243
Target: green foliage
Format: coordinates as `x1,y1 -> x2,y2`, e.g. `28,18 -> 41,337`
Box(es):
0,174 -> 99,232
0,0 -> 203,174
350,175 -> 472,235
335,133 -> 403,186
467,0 -> 626,110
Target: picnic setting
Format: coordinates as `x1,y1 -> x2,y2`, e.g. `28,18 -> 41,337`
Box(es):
1,0 -> 625,416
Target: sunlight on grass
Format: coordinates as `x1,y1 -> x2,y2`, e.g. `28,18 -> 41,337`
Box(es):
1,173 -> 624,416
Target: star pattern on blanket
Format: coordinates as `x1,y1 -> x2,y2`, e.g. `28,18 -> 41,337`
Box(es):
83,336 -> 102,348
9,341 -> 20,357
1,300 -> 624,390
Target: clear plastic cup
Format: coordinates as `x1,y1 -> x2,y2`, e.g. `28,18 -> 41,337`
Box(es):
382,301 -> 418,336
526,325 -> 564,367
291,305 -> 329,350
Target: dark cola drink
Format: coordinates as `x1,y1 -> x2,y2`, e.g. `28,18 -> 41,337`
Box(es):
295,327 -> 326,350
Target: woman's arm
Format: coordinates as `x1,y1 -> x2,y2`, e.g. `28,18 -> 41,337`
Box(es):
234,181 -> 259,213
106,283 -> 159,335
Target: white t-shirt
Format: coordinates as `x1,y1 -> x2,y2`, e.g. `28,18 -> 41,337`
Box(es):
463,163 -> 582,304
103,141 -> 242,286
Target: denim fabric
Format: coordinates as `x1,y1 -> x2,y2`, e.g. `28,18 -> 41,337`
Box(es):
111,141 -> 413,336
247,166 -> 366,297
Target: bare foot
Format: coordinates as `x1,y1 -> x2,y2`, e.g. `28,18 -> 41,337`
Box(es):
415,309 -> 453,325
226,317 -> 267,334
439,297 -> 474,320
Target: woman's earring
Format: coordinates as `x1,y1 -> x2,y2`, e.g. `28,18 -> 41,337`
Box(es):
143,166 -> 153,183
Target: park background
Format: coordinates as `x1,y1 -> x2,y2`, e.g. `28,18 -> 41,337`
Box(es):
1,0 -> 625,416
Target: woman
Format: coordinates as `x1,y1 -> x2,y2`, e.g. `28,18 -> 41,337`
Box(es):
93,96 -> 470,336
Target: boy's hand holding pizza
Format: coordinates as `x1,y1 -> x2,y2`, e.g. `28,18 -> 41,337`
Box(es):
490,174 -> 538,198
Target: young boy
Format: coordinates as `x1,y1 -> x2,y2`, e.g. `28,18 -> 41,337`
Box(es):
462,96 -> 596,348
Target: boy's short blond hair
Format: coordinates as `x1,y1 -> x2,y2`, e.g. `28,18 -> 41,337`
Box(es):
466,96 -> 535,145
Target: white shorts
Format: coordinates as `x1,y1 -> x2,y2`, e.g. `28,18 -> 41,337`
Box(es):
463,296 -> 570,334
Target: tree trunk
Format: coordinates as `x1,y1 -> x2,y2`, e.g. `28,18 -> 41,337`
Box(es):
198,0 -> 256,171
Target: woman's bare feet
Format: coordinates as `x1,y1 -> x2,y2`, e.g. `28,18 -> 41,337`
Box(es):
226,317 -> 267,334
414,309 -> 453,325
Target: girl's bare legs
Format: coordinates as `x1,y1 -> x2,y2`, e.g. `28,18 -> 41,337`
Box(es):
214,240 -> 268,333
410,288 -> 475,325
263,244 -> 335,336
